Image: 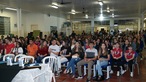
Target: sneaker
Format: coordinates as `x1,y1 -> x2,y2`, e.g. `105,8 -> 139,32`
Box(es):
55,73 -> 60,77
75,76 -> 83,79
117,71 -> 120,76
86,79 -> 91,82
141,58 -> 143,60
130,72 -> 133,77
121,70 -> 126,75
110,70 -> 113,74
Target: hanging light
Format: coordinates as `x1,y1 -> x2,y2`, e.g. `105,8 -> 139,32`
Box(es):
107,7 -> 110,13
112,13 -> 115,18
99,14 -> 104,21
71,9 -> 76,15
85,14 -> 88,19
98,1 -> 103,6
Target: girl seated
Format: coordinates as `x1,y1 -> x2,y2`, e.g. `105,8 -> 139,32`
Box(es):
124,45 -> 135,77
12,42 -> 23,55
96,43 -> 110,81
63,41 -> 84,78
111,43 -> 126,76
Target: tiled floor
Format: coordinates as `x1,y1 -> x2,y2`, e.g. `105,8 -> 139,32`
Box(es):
56,50 -> 146,82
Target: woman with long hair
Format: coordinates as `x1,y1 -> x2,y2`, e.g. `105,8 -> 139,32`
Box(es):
36,40 -> 48,63
63,41 -> 84,78
96,43 -> 110,80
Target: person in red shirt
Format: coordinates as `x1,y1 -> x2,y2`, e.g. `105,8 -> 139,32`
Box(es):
111,43 -> 125,76
124,45 -> 135,77
36,40 -> 48,63
4,37 -> 15,54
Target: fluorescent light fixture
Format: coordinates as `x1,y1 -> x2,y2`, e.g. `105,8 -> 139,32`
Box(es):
5,7 -> 17,11
71,12 -> 76,15
52,2 -> 58,6
99,14 -> 104,21
85,14 -> 88,19
98,1 -> 103,6
71,9 -> 76,15
114,24 -> 118,26
51,5 -> 58,9
112,13 -> 115,18
107,7 -> 110,13
71,9 -> 75,13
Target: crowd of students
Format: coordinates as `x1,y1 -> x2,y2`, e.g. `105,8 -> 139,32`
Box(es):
0,30 -> 145,82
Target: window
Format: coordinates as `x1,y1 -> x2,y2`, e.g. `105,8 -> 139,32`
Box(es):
0,16 -> 10,35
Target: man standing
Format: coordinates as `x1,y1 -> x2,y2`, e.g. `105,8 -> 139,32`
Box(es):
76,42 -> 98,82
27,38 -> 38,58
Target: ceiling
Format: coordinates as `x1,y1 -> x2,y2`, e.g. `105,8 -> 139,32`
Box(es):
0,0 -> 146,20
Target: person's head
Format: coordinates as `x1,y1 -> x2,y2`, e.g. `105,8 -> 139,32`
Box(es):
128,45 -> 133,51
16,42 -> 22,48
43,40 -> 47,46
89,41 -> 94,49
74,41 -> 80,48
0,39 -> 3,44
125,39 -> 129,45
101,43 -> 107,49
5,37 -> 12,44
62,40 -> 66,46
113,38 -> 117,43
12,37 -> 16,43
115,42 -> 120,48
29,38 -> 34,45
51,38 -> 57,45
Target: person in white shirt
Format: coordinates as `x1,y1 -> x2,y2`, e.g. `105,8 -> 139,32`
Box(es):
48,39 -> 61,73
76,41 -> 98,82
12,42 -> 23,55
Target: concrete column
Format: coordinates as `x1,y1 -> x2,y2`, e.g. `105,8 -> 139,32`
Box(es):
17,8 -> 22,37
141,14 -> 144,30
138,18 -> 141,34
110,19 -> 114,35
91,20 -> 94,35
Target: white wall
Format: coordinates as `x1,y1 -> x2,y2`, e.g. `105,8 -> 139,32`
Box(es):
0,10 -> 66,37
24,13 -> 66,37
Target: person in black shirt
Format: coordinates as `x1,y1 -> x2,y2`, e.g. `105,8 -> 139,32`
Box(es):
96,43 -> 110,80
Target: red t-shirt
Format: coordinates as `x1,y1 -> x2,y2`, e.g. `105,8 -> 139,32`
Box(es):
5,43 -> 15,54
112,48 -> 122,58
125,50 -> 135,59
38,46 -> 48,55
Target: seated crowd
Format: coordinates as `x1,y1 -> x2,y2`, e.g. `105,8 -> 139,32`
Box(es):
0,30 -> 145,82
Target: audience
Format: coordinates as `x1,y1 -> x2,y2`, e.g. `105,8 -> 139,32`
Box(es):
0,30 -> 145,81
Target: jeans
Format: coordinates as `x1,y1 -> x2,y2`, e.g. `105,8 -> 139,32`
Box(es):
36,55 -> 45,63
66,58 -> 81,75
96,60 -> 108,76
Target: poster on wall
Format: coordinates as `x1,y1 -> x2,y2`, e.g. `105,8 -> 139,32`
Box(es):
31,24 -> 38,31
50,26 -> 57,33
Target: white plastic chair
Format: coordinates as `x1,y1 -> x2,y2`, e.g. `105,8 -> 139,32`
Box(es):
33,64 -> 56,82
42,56 -> 58,73
3,54 -> 15,61
19,56 -> 35,64
14,54 -> 26,62
84,64 -> 96,77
